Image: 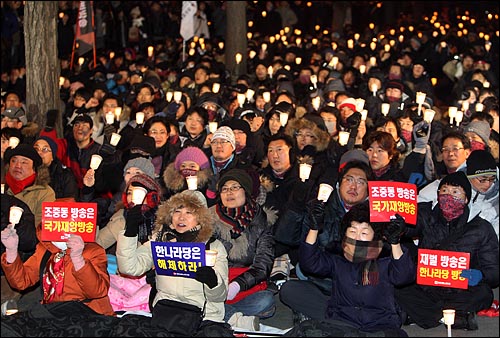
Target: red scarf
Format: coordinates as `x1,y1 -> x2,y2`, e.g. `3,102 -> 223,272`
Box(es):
5,172 -> 37,195
42,251 -> 66,303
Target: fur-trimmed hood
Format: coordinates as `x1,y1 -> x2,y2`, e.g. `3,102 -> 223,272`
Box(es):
21,122 -> 40,139
488,138 -> 499,162
162,162 -> 211,192
153,191 -> 214,243
284,117 -> 330,152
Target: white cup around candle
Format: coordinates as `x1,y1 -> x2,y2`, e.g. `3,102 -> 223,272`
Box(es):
212,82 -> 220,94
423,109 -> 436,123
299,163 -> 312,182
359,64 -> 366,74
173,91 -> 182,103
462,100 -> 470,112
131,186 -> 148,205
355,98 -> 365,112
110,132 -> 121,146
105,112 -> 115,124
89,154 -> 103,170
186,176 -> 198,190
1,183 -> 5,194
371,83 -> 378,95
8,137 -> 20,149
475,102 -> 484,112
237,93 -> 246,107
136,112 -> 145,125
166,91 -> 173,102
442,309 -> 455,325
338,131 -> 350,146
317,183 -> 334,202
263,91 -> 271,103
114,107 -> 122,120
209,121 -> 218,134
360,109 -> 368,121
416,91 -> 426,105
455,110 -> 464,126
9,206 -> 24,226
279,112 -> 289,127
381,103 -> 390,116
205,249 -> 218,267
448,106 -> 457,124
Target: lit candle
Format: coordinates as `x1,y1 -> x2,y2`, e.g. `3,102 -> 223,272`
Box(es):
173,91 -> 182,103
295,57 -> 302,65
462,100 -> 469,112
263,91 -> 271,103
166,91 -> 173,102
135,112 -> 145,125
369,56 -> 377,66
78,57 -> 85,66
455,110 -> 464,126
218,42 -> 224,50
360,109 -> 368,121
431,77 -> 437,86
114,107 -> 122,120
148,46 -> 154,58
381,103 -> 390,116
359,64 -> 366,74
355,98 -> 365,112
261,43 -> 267,52
249,50 -> 257,59
59,76 -> 65,87
312,96 -> 321,111
109,51 -> 115,59
246,89 -> 255,102
237,93 -> 246,107
212,83 -> 220,94
235,53 -> 242,64
331,56 -> 339,69
371,83 -> 378,96
279,112 -> 289,127
423,109 -> 435,123
347,39 -> 354,49
475,102 -> 484,112
268,66 -> 273,79
310,75 -> 317,88
448,106 -> 457,124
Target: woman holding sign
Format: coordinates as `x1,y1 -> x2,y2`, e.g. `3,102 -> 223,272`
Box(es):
395,171 -> 499,330
116,189 -> 232,336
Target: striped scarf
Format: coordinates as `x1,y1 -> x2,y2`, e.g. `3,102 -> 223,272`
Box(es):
342,237 -> 383,286
216,200 -> 257,239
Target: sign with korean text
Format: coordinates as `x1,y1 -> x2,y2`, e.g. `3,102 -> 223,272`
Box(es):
417,249 -> 470,289
368,181 -> 417,225
41,202 -> 97,242
151,241 -> 205,278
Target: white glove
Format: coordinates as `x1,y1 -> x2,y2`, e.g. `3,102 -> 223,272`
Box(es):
226,281 -> 241,301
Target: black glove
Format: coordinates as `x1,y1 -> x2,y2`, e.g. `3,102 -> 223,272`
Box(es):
307,199 -> 326,231
195,266 -> 217,288
124,205 -> 143,237
346,111 -> 362,129
103,124 -> 116,139
46,109 -> 58,128
383,214 -> 407,244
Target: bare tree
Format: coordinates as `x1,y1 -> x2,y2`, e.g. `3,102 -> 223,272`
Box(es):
225,1 -> 247,84
24,1 -> 62,136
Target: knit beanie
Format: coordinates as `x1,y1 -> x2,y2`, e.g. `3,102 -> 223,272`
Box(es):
4,143 -> 42,169
217,168 -> 253,196
337,97 -> 357,111
339,149 -> 369,170
466,150 -> 497,178
123,157 -> 156,180
212,126 -> 236,150
439,171 -> 472,202
36,136 -> 58,155
464,120 -> 491,145
174,146 -> 210,170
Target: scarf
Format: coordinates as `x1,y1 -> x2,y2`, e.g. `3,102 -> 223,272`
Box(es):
342,237 -> 383,286
470,140 -> 486,151
5,172 -> 37,195
216,200 -> 257,239
372,164 -> 391,178
42,251 -> 66,303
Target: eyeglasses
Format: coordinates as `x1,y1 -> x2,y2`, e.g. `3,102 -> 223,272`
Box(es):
441,147 -> 464,154
149,130 -> 167,136
474,176 -> 497,184
211,140 -> 230,146
220,185 -> 242,194
342,175 -> 368,186
34,146 -> 52,153
295,132 -> 316,139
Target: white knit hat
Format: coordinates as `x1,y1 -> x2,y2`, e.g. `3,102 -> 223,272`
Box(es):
212,126 -> 235,150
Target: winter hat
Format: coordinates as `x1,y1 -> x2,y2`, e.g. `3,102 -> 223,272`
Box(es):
179,189 -> 208,208
226,118 -> 251,137
464,120 -> 491,145
337,97 -> 357,111
72,113 -> 94,128
124,173 -> 161,209
212,126 -> 236,150
339,149 -> 369,170
466,150 -> 497,178
4,143 -> 42,169
128,134 -> 156,158
3,107 -> 27,126
36,136 -> 58,155
124,157 -> 156,180
217,168 -> 253,196
385,80 -> 405,92
439,171 -> 472,202
324,78 -> 346,93
174,146 -> 210,171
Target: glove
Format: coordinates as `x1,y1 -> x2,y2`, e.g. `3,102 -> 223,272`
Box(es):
1,227 -> 19,263
346,111 -> 362,129
103,124 -> 116,139
46,109 -> 58,128
384,213 -> 407,244
307,199 -> 326,231
124,205 -> 143,237
226,281 -> 241,300
413,120 -> 431,152
460,269 -> 483,287
67,234 -> 85,270
195,266 -> 218,289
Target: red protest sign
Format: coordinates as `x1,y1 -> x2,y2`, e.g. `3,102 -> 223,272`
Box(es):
368,181 -> 417,225
41,202 -> 97,242
416,248 -> 470,289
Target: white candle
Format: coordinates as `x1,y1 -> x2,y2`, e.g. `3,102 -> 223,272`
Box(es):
279,112 -> 289,127
338,131 -> 350,146
237,93 -> 246,107
381,103 -> 390,116
166,91 -> 173,102
455,111 -> 464,126
135,112 -> 145,125
173,91 -> 182,103
263,91 -> 271,103
212,83 -> 220,94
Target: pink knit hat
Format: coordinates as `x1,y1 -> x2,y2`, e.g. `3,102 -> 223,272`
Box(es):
174,146 -> 210,170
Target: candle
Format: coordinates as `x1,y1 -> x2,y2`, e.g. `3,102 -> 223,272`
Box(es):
78,57 -> 84,66
359,64 -> 366,74
173,91 -> 182,103
147,46 -> 154,58
369,56 -> 377,66
310,75 -> 317,88
268,66 -> 273,78
455,110 -> 464,126
279,112 -> 289,127
261,43 -> 267,52
212,83 -> 220,94
312,96 -> 321,111
235,53 -> 242,64
371,83 -> 378,96
248,50 -> 256,59
355,98 -> 365,112
166,91 -> 173,102
475,102 -> 484,112
381,103 -> 390,116
135,112 -> 145,125
448,106 -> 457,124
237,93 -> 246,107
263,91 -> 271,103
360,109 -> 368,121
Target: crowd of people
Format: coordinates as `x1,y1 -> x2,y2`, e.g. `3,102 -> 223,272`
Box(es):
1,1 -> 499,337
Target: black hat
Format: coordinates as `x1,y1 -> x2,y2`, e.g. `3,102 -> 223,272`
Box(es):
385,79 -> 405,92
3,107 -> 27,126
4,143 -> 42,169
225,118 -> 251,138
439,171 -> 472,202
217,168 -> 253,196
466,150 -> 497,178
72,113 -> 94,128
